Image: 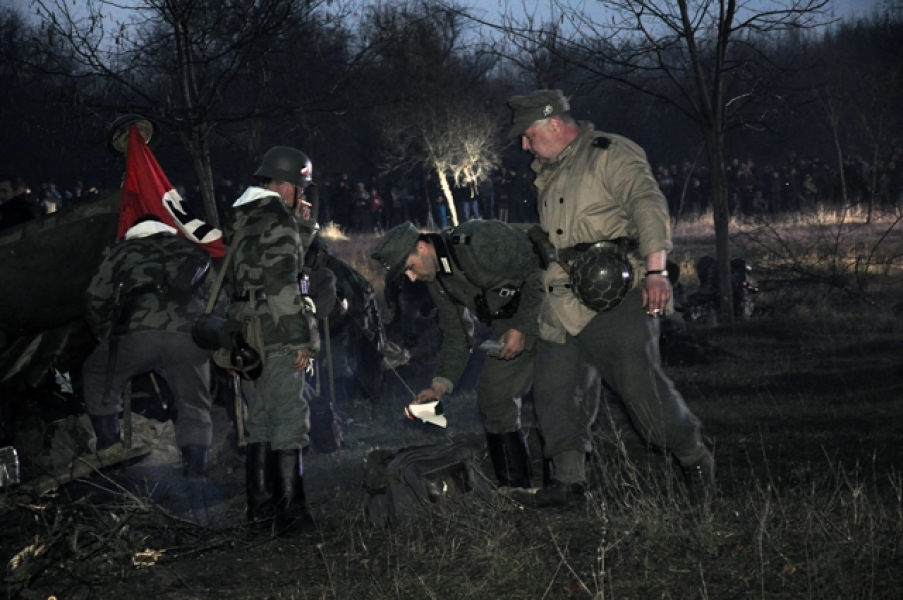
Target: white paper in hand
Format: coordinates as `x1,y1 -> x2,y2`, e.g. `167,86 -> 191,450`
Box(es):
405,400 -> 447,428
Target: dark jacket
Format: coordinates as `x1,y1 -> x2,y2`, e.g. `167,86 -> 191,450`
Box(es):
426,219 -> 542,392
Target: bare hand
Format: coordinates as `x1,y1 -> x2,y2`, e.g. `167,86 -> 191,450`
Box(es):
642,275 -> 671,317
292,348 -> 311,371
414,381 -> 447,404
496,328 -> 526,360
293,201 -> 312,220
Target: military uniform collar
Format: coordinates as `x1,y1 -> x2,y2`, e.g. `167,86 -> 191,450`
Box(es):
124,221 -> 178,239
531,121 -> 596,174
425,232 -> 456,275
233,185 -> 281,208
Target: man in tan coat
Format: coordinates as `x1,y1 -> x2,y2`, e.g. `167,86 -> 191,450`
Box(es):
506,89 -> 715,508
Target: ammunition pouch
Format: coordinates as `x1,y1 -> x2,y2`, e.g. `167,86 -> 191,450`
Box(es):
473,285 -> 521,325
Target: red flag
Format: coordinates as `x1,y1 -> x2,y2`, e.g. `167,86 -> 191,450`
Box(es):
119,124 -> 226,257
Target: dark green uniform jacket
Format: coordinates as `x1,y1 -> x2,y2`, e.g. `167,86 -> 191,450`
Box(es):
426,219 -> 542,393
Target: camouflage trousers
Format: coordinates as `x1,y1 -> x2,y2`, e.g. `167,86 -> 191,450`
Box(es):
83,330 -> 213,448
533,286 -> 707,464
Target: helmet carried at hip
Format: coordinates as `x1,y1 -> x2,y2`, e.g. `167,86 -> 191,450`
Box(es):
569,241 -> 633,312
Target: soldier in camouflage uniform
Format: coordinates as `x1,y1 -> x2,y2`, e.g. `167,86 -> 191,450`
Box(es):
82,215 -> 216,479
372,220 -> 542,489
224,146 -> 320,535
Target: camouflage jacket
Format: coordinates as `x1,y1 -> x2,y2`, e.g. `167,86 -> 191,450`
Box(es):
84,222 -> 215,340
425,219 -> 542,393
225,186 -> 316,355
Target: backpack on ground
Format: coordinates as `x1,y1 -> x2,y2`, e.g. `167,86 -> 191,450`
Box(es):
363,442 -> 493,527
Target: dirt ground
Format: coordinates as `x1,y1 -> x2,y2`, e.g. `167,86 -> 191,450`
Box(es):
2,252 -> 903,598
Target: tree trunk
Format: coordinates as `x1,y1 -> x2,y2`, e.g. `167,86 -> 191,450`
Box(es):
703,130 -> 734,324
182,127 -> 220,229
437,170 -> 459,227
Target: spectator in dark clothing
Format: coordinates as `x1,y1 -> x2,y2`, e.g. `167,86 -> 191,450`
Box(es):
477,176 -> 495,220
389,179 -> 413,226
351,181 -> 372,232
332,174 -> 353,230
0,175 -> 39,230
425,172 -> 447,228
317,178 -> 333,225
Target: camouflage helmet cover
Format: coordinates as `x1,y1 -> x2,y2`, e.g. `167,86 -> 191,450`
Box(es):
569,243 -> 633,312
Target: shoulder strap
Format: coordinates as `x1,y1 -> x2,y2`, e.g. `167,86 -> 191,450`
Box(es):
204,216 -> 249,315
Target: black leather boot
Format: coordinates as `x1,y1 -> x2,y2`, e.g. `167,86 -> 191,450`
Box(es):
509,479 -> 587,508
682,449 -> 716,508
181,445 -> 209,480
246,442 -> 274,527
486,430 -> 532,488
271,449 -> 317,536
536,430 -> 553,487
89,413 -> 121,451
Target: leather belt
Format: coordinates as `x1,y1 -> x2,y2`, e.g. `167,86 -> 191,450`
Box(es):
233,289 -> 268,302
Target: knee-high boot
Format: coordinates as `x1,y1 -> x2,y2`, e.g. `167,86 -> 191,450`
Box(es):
246,442 -> 274,527
486,430 -> 533,489
271,448 -> 316,536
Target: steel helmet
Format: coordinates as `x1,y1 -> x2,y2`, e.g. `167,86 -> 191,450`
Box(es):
106,114 -> 161,156
254,146 -> 313,188
569,242 -> 633,312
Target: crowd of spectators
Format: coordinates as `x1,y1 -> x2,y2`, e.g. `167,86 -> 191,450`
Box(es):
0,175 -> 105,232
8,145 -> 900,235
656,147 -> 903,220
293,168 -> 541,232
298,148 -> 903,233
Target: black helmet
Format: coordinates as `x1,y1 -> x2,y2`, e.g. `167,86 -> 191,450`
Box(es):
106,114 -> 161,156
254,146 -> 313,188
570,243 -> 633,312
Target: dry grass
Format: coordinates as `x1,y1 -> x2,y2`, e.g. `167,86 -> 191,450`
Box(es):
6,214 -> 903,599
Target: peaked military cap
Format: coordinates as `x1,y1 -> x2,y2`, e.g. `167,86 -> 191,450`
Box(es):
507,89 -> 571,139
371,221 -> 421,281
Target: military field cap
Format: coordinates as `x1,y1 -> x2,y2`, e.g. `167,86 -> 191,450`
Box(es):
507,89 -> 571,139
371,221 -> 421,281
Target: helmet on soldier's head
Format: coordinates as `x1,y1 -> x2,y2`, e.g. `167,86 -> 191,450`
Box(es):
254,146 -> 313,188
570,243 -> 633,312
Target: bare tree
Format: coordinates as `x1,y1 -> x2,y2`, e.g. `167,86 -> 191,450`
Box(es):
809,14 -> 903,221
380,102 -> 502,226
30,0 -> 344,227
364,0 -> 503,227
493,0 -> 831,321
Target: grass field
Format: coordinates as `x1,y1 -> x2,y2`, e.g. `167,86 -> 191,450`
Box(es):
4,211 -> 903,599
